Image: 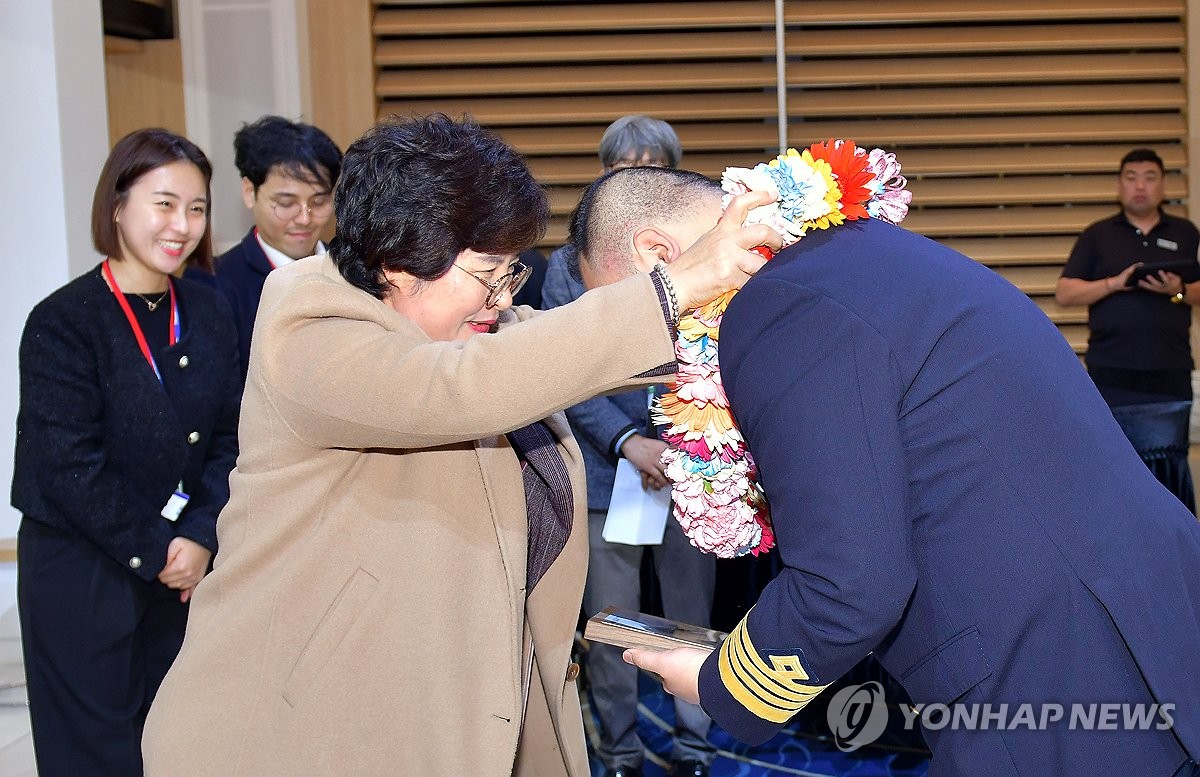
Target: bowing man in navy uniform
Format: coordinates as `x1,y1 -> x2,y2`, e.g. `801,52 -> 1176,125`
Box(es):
12,129 -> 241,777
576,168 -> 1200,777
191,115 -> 341,380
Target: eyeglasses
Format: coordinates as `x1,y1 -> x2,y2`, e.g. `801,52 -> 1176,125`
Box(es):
269,197 -> 333,222
454,261 -> 531,308
608,158 -> 669,172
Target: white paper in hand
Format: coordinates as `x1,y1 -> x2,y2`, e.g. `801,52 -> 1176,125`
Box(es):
602,458 -> 671,545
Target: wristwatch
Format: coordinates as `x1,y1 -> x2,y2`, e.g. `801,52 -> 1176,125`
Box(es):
1171,287 -> 1187,304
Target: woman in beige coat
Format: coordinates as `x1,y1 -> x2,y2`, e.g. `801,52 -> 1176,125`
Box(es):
142,115 -> 776,777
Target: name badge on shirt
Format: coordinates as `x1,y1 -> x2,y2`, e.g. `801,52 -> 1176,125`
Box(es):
1157,238 -> 1179,251
161,487 -> 190,522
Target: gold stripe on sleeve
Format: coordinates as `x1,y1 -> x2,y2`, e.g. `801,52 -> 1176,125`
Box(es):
717,618 -> 830,723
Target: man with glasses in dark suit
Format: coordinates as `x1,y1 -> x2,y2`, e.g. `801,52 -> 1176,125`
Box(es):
193,115 -> 342,380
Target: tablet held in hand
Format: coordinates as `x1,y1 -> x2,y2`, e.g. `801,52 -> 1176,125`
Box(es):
1126,258 -> 1196,286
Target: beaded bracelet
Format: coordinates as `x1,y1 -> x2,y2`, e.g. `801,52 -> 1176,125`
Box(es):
652,262 -> 680,321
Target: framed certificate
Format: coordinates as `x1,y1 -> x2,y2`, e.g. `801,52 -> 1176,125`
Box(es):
584,606 -> 727,652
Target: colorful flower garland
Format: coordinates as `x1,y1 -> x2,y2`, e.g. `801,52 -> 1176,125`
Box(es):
654,140 -> 912,558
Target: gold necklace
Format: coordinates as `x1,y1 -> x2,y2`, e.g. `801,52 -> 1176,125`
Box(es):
133,290 -> 169,312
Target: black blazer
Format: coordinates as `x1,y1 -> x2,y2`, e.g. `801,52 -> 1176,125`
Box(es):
12,265 -> 241,583
190,228 -> 272,382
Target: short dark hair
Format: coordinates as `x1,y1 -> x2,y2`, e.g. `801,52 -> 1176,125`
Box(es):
234,115 -> 343,191
1120,148 -> 1164,174
568,166 -> 721,283
92,128 -> 215,271
330,114 -> 548,298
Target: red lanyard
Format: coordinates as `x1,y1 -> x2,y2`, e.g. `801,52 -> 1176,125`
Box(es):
101,259 -> 179,382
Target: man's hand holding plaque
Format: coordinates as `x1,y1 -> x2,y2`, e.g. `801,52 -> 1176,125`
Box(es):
584,606 -> 726,652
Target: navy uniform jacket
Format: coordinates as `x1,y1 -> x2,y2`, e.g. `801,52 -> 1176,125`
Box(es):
699,219 -> 1200,775
12,266 -> 241,581
204,228 -> 273,381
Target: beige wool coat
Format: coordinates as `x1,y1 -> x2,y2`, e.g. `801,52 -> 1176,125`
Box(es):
142,256 -> 676,777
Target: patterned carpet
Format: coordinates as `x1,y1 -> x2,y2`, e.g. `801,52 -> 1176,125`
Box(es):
579,648 -> 931,777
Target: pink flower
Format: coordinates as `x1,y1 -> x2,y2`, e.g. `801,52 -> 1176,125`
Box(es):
751,509 -> 775,555
673,362 -> 728,409
865,148 -> 904,188
675,500 -> 764,558
671,436 -> 719,461
865,148 -> 912,224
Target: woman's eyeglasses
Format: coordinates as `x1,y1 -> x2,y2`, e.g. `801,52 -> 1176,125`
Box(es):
454,261 -> 532,308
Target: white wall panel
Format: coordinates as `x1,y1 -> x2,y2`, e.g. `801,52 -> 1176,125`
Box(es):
179,0 -> 304,252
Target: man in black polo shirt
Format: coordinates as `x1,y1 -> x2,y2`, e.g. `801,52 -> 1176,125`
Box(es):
1057,147 -> 1200,509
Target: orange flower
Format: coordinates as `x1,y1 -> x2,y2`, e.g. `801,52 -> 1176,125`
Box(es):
808,139 -> 874,221
657,393 -> 737,435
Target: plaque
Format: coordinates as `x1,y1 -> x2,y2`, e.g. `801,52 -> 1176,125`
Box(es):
584,606 -> 727,653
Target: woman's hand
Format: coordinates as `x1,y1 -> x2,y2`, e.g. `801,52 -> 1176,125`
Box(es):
665,190 -> 783,311
622,646 -> 710,705
158,537 -> 212,603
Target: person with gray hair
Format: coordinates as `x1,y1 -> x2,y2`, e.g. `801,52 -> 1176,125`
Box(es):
598,114 -> 683,172
542,124 -> 716,777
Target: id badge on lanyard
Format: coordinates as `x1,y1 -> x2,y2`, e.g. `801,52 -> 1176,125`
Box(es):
102,260 -> 191,521
161,486 -> 189,522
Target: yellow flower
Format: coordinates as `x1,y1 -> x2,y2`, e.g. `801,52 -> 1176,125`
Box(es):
799,149 -> 844,232
677,311 -> 721,341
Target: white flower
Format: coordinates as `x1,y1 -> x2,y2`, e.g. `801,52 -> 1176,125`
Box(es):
721,166 -> 803,242
770,155 -> 836,228
721,165 -> 777,201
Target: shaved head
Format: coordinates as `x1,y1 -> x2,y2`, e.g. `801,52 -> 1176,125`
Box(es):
570,167 -> 723,287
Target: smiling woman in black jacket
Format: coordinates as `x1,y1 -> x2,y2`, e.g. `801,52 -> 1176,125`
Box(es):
11,128 -> 241,777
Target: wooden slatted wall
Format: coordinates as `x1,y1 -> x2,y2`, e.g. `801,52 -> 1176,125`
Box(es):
783,1 -> 1189,353
374,0 -> 781,246
372,0 -> 1189,352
